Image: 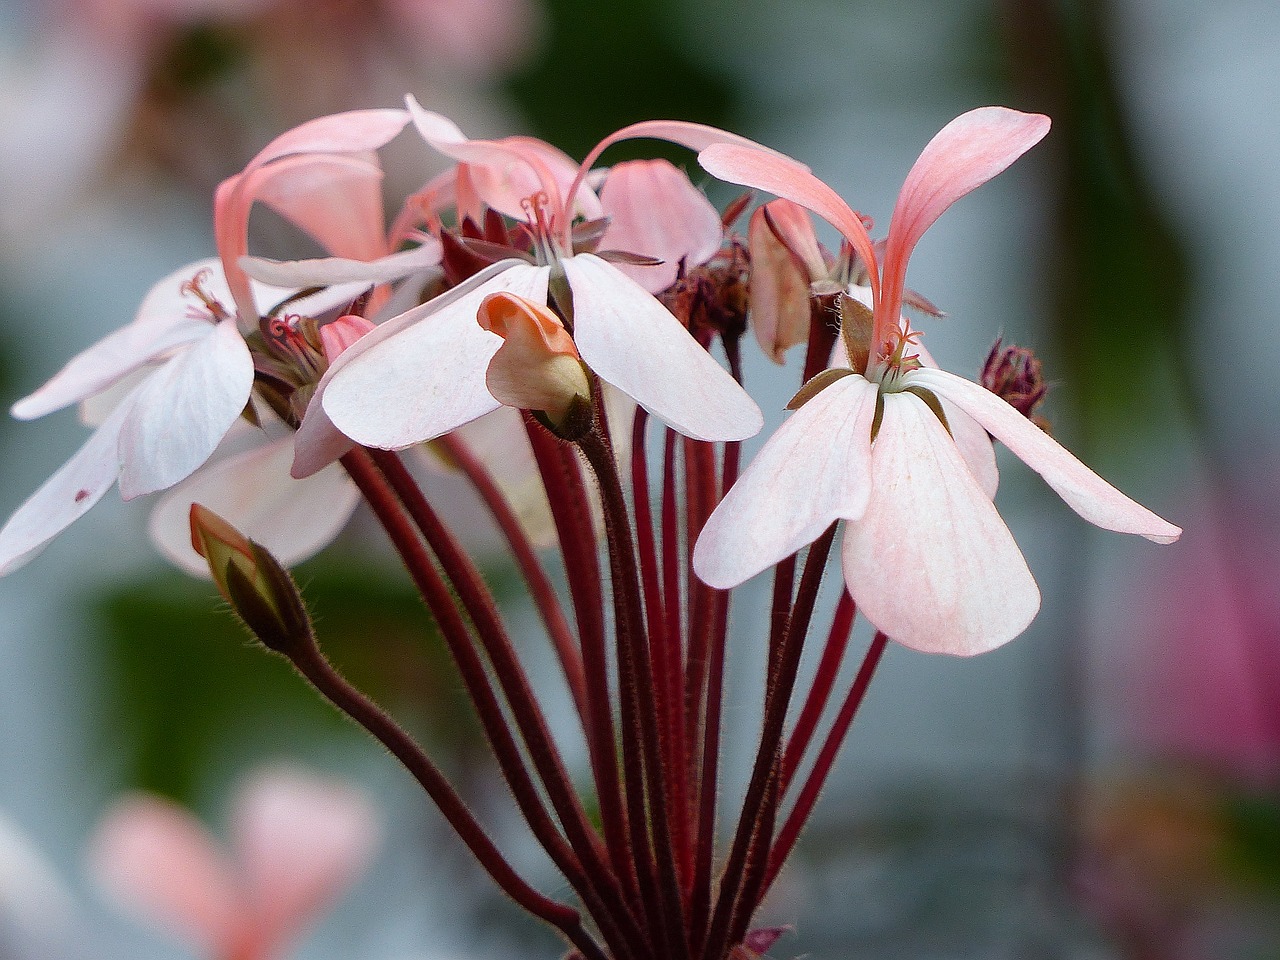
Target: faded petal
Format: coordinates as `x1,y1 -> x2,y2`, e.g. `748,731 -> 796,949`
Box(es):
149,437 -> 359,576
240,241 -> 442,288
321,261 -> 548,451
89,795 -> 241,951
563,253 -> 762,442
0,399 -> 131,576
842,391 -> 1040,656
117,318 -> 254,500
232,768 -> 378,956
911,368 -> 1181,543
693,373 -> 877,588
748,203 -> 814,364
598,159 -> 722,293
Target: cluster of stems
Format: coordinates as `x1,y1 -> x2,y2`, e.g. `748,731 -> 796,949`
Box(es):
261,302 -> 889,960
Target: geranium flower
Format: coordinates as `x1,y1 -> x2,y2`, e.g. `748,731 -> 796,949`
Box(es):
693,107 -> 1181,655
0,109 -> 410,576
318,98 -> 764,451
90,767 -> 378,960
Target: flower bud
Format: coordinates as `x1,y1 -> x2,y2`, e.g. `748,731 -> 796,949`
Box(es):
189,504 -> 313,655
981,337 -> 1050,430
320,314 -> 376,364
477,292 -> 591,434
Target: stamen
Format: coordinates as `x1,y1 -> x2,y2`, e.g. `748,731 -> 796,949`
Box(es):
180,269 -> 231,322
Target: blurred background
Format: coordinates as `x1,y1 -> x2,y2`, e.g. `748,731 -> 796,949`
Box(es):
1,0 -> 1277,958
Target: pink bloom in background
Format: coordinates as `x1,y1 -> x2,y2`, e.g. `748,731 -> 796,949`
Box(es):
694,107 -> 1180,655
91,767 -> 378,960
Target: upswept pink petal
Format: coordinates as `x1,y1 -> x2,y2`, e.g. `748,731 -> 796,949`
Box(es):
748,204 -> 813,364
598,159 -> 723,293
251,152 -> 389,263
693,374 -> 878,588
561,254 -> 762,442
320,261 -> 549,452
390,167 -> 458,245
231,767 -> 378,957
879,108 -> 1050,329
243,109 -> 410,170
117,318 -> 254,500
0,398 -> 132,576
910,368 -> 1181,543
842,391 -> 1040,656
239,241 -> 442,288
149,437 -> 359,576
698,143 -> 880,306
89,795 -> 242,951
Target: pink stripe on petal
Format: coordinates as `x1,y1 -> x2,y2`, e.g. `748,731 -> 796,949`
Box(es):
693,374 -> 877,588
912,368 -> 1181,543
698,143 -> 880,306
562,254 -> 762,442
842,391 -> 1040,656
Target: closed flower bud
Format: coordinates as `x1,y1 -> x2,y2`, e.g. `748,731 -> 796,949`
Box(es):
981,337 -> 1050,429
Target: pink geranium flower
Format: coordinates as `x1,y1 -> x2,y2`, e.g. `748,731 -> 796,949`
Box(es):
693,107 -> 1181,655
90,767 -> 378,960
0,109 -> 410,576
318,98 -> 764,451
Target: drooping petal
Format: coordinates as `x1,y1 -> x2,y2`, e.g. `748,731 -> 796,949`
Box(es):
879,107 -> 1050,329
693,373 -> 877,588
89,795 -> 242,951
842,391 -> 1040,656
0,398 -> 132,576
910,367 -> 1181,542
239,240 -> 442,288
698,142 -> 880,305
562,253 -> 762,441
748,203 -> 814,364
243,109 -> 410,170
321,261 -> 548,451
149,437 -> 359,576
117,318 -> 254,500
231,768 -> 378,957
598,159 -> 722,293
911,340 -> 998,498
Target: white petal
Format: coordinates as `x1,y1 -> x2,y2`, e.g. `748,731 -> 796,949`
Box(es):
150,437 -> 359,576
910,341 -> 998,498
562,253 -> 762,441
693,374 -> 877,588
911,368 -> 1182,543
118,319 -> 254,500
322,261 -> 548,449
239,240 -> 442,287
0,400 -> 131,576
842,391 -> 1040,656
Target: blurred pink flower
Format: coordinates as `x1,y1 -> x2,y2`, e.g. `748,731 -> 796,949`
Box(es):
90,767 -> 378,960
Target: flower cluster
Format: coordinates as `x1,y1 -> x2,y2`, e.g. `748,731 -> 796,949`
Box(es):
0,101 -> 1179,960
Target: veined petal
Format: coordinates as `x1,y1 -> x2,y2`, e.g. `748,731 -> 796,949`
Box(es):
0,398 -> 131,576
880,107 -> 1049,327
911,367 -> 1181,543
843,391 -> 1040,656
117,319 -> 254,500
321,261 -> 548,450
231,768 -> 377,957
693,374 -> 877,588
698,143 -> 880,305
149,437 -> 359,576
89,795 -> 241,951
562,253 -> 762,441
240,240 -> 442,287
598,159 -> 723,293
748,203 -> 813,364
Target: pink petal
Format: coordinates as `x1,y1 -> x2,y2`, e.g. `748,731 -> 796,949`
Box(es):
758,198 -> 826,279
911,368 -> 1181,543
88,795 -> 241,950
842,391 -> 1040,656
117,318 -> 254,500
321,261 -> 549,450
748,203 -> 814,364
149,437 -> 359,576
693,374 -> 878,588
880,107 -> 1050,329
0,399 -> 131,576
239,241 -> 442,288
244,109 -> 410,170
231,767 -> 378,956
562,253 -> 762,441
698,143 -> 880,305
911,340 -> 998,498
598,159 -> 723,293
